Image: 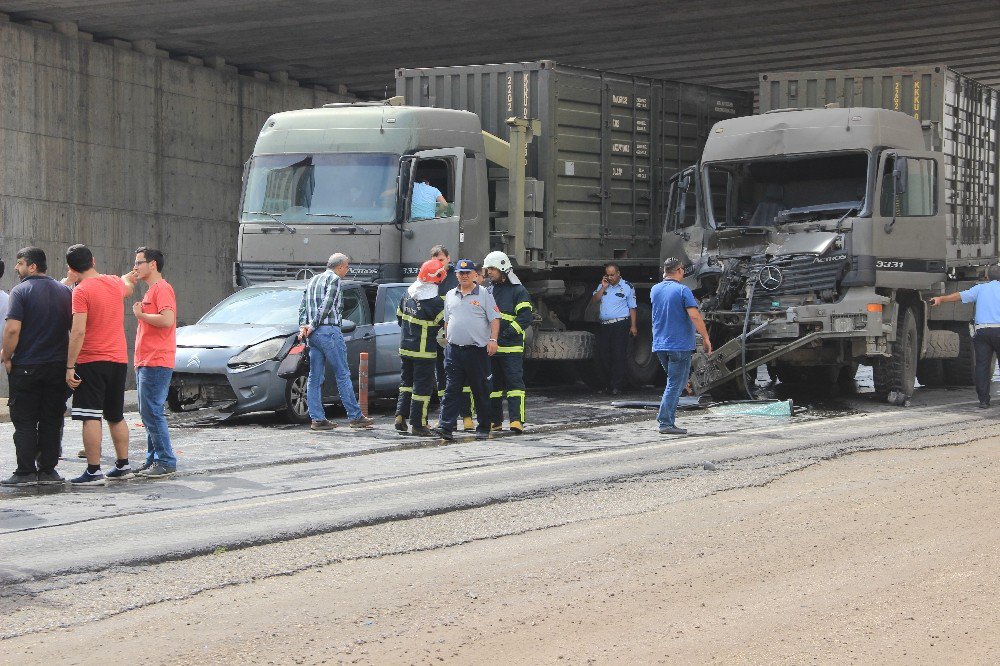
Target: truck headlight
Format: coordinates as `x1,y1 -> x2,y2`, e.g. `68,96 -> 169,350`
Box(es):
228,337 -> 286,370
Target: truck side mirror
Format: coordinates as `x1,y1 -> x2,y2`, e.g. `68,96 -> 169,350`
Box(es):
395,156 -> 417,225
892,156 -> 908,195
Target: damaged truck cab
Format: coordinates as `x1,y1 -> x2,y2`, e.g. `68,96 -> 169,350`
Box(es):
680,66 -> 1000,400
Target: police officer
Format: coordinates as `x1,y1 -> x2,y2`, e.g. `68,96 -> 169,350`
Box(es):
591,262 -> 638,395
395,259 -> 447,435
430,245 -> 477,428
930,264 -> 1000,408
482,251 -> 533,433
433,259 -> 500,441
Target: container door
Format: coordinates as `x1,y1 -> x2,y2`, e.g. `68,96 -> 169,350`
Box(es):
400,148 -> 465,271
872,150 -> 946,288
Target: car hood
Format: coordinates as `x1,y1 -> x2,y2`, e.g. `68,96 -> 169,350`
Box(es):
176,323 -> 297,349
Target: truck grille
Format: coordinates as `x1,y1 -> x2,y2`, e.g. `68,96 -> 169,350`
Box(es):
745,254 -> 848,311
239,262 -> 327,284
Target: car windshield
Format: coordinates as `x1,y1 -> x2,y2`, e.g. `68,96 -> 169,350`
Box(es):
199,287 -> 303,325
241,153 -> 399,224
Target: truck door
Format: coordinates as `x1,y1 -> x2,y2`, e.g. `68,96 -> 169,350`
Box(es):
660,166 -> 705,268
400,148 -> 465,274
872,150 -> 946,289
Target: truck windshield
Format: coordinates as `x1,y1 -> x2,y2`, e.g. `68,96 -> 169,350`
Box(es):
704,152 -> 869,227
241,153 -> 399,224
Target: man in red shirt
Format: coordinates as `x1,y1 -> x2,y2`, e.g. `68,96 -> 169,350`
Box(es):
64,244 -> 135,486
130,247 -> 177,477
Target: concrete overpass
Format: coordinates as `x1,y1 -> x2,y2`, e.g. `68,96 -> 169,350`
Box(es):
2,0 -> 999,95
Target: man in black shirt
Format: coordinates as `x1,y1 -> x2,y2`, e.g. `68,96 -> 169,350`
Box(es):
1,247 -> 73,486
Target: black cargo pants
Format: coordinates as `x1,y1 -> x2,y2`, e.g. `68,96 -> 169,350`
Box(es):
597,319 -> 630,391
8,363 -> 67,475
973,328 -> 1000,404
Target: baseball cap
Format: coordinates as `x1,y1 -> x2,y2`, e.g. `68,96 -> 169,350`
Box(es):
455,259 -> 477,272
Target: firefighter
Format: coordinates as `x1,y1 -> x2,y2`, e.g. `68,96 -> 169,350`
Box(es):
395,258 -> 447,436
482,251 -> 533,433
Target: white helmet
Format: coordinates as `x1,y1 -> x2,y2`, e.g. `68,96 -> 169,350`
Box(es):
482,251 -> 512,273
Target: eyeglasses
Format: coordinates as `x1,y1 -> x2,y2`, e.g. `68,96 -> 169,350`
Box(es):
133,260 -> 148,266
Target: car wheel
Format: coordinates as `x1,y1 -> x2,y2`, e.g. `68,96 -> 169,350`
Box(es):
281,375 -> 311,424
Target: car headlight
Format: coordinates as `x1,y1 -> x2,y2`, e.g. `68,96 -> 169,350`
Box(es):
227,337 -> 286,370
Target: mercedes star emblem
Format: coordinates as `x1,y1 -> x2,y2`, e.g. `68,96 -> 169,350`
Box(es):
295,268 -> 316,280
758,265 -> 783,291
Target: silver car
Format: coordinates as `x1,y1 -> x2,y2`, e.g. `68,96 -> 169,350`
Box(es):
169,280 -> 409,422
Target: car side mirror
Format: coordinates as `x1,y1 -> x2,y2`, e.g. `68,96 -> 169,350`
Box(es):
341,319 -> 357,333
395,156 -> 417,225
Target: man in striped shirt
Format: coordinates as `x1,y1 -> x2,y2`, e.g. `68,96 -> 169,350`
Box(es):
297,253 -> 374,430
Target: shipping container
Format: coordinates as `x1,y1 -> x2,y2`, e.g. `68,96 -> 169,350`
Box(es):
397,61 -> 753,264
759,65 -> 999,256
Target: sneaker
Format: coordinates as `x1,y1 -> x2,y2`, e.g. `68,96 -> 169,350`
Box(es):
410,425 -> 434,437
431,427 -> 454,441
658,426 -> 688,435
979,401 -> 990,409
490,423 -> 503,433
70,470 -> 106,487
509,420 -> 524,434
349,416 -> 375,429
475,430 -> 491,441
394,415 -> 408,432
77,449 -> 87,459
106,465 -> 134,480
310,420 -> 337,431
462,416 -> 475,431
1,473 -> 38,487
36,470 -> 66,485
136,460 -> 155,473
137,462 -> 176,478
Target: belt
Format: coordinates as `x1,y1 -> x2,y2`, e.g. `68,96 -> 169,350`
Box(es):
601,317 -> 628,325
316,322 -> 342,328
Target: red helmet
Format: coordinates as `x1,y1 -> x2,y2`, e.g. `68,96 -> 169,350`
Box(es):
418,258 -> 447,284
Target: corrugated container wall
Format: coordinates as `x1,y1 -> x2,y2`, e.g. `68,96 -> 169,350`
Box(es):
397,61 -> 752,267
760,65 -> 1000,260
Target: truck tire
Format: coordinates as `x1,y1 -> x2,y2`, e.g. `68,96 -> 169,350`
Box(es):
942,322 -> 995,386
524,330 -> 595,361
916,359 -> 946,387
873,307 -> 918,398
624,304 -> 663,387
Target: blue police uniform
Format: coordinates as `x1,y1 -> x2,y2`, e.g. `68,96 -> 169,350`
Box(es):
960,280 -> 1000,405
593,278 -> 637,393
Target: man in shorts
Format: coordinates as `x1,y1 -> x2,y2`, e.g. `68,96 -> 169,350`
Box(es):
64,244 -> 135,486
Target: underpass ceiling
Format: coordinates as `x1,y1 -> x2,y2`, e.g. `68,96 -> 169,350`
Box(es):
2,0 -> 999,96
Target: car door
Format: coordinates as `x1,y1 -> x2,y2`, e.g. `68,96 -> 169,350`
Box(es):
323,285 -> 375,399
370,284 -> 408,395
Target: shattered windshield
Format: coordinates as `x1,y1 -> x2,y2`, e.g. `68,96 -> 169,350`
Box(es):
241,153 -> 399,224
704,152 -> 869,227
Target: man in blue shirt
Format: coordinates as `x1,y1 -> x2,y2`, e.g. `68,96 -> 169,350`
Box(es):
650,258 -> 712,435
411,179 -> 448,220
592,263 -> 638,395
929,264 -> 1000,407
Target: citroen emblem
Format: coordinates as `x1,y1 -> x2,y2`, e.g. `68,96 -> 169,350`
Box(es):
186,354 -> 201,369
295,268 -> 316,280
758,265 -> 783,291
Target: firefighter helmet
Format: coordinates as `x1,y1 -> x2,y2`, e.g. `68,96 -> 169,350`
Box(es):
417,258 -> 446,284
482,251 -> 512,273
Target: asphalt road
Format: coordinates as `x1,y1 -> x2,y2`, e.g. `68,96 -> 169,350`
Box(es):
0,374 -> 993,589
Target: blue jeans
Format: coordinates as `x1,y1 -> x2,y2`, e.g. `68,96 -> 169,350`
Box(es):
307,325 -> 362,422
137,365 -> 176,468
656,350 -> 693,428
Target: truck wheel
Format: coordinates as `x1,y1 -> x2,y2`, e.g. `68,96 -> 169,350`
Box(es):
624,304 -> 663,387
941,322 -> 996,386
280,375 -> 311,424
916,359 -> 946,387
873,307 -> 918,398
524,330 -> 595,361
167,387 -> 182,412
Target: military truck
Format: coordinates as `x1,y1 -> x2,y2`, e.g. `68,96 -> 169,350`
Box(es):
235,61 -> 751,386
671,66 -> 1000,400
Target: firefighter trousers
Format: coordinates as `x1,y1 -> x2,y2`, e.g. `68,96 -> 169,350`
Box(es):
490,352 -> 526,426
396,357 -> 437,427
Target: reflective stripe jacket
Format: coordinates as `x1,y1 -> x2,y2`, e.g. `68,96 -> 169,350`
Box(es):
397,294 -> 444,359
488,280 -> 533,353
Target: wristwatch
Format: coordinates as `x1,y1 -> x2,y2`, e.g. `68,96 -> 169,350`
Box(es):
489,338 -> 497,342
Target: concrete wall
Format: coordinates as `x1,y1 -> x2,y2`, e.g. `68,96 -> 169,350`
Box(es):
0,18 -> 351,394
